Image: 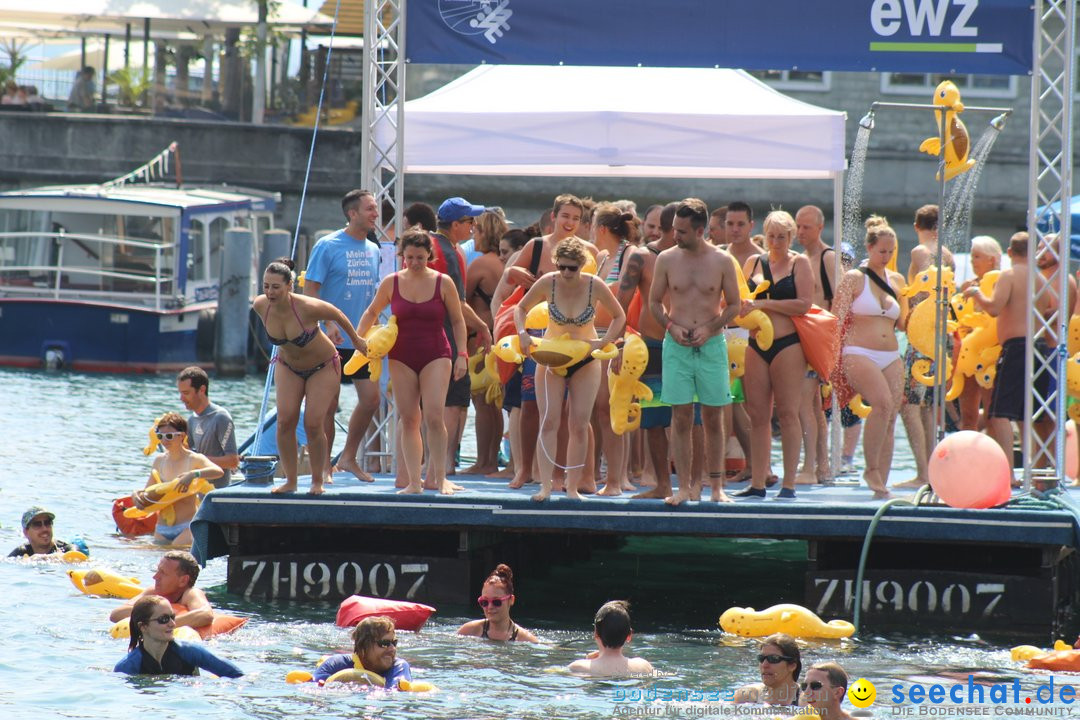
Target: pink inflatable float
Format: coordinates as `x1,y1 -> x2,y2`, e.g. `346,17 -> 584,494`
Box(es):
928,430 -> 1011,509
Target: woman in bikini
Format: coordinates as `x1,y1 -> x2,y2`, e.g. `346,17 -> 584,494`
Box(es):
132,412 -> 223,547
514,237 -> 625,502
456,563 -> 538,642
464,210 -> 509,475
835,216 -> 908,499
737,210 -> 813,500
733,633 -> 803,706
253,257 -> 368,495
357,229 -> 468,494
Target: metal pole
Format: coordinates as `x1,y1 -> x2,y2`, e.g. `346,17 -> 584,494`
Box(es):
932,106 -> 948,446
831,171 -> 844,479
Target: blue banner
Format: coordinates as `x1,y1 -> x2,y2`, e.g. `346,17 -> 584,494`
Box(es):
406,0 -> 1033,76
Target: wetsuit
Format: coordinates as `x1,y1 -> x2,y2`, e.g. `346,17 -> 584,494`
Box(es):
114,640 -> 243,677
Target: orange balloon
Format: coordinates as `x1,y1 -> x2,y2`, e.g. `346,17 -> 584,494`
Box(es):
929,431 -> 1011,508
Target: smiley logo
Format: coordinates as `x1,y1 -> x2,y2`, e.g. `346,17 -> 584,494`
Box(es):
847,678 -> 876,708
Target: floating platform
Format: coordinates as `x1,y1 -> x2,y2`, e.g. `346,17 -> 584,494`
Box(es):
191,474 -> 1080,637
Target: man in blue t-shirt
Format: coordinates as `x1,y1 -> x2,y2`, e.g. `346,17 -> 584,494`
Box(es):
313,615 -> 413,687
305,189 -> 383,481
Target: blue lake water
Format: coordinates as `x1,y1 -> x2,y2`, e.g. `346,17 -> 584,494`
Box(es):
0,367 -> 1065,718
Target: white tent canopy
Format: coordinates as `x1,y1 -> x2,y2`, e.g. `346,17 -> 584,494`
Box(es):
389,65 -> 847,180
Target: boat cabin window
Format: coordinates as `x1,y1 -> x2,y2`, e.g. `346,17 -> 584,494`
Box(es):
0,208 -> 175,298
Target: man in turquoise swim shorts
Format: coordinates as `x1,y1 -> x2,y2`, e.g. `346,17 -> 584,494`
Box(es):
649,198 -> 741,506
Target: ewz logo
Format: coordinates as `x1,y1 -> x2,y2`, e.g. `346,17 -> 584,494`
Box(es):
868,0 -> 1000,55
871,0 -> 978,37
439,0 -> 513,45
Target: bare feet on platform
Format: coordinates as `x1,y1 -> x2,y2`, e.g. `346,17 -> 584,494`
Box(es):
710,487 -> 734,503
462,463 -> 498,475
488,468 -> 514,478
765,474 -> 779,488
597,482 -> 623,497
893,478 -> 925,489
728,468 -> 752,483
508,475 -> 531,489
633,485 -> 672,499
566,489 -> 585,500
872,489 -> 893,500
531,482 -> 552,502
397,483 -> 423,494
621,479 -> 637,492
337,457 -> 374,482
271,481 -> 297,494
664,489 -> 693,506
795,471 -> 819,485
308,480 -> 325,496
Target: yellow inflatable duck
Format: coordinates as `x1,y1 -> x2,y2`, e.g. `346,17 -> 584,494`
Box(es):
493,334 -> 525,365
529,334 -> 618,376
719,603 -> 855,639
525,302 -> 549,330
902,265 -> 956,386
728,335 -> 748,383
733,262 -> 774,350
608,332 -> 653,435
1067,353 -> 1080,423
469,351 -> 504,407
68,567 -> 143,599
142,414 -> 166,456
1069,315 -> 1080,357
123,474 -> 215,519
848,394 -> 872,419
946,271 -> 1001,400
342,316 -> 399,382
918,80 -> 976,182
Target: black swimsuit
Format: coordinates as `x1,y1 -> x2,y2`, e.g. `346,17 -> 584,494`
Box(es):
481,619 -> 520,641
748,254 -> 801,364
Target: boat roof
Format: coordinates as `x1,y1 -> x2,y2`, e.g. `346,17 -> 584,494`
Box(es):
0,184 -> 279,213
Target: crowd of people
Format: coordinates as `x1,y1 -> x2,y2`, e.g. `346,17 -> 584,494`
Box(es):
265,188 -> 1061,503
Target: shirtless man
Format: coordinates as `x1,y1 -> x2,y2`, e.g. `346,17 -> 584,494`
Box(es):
615,203 -> 677,499
650,198 -> 741,504
503,195 -> 600,492
795,205 -> 835,485
801,662 -> 855,720
899,204 -> 954,487
964,233 -> 1055,466
109,550 -> 215,631
567,601 -> 654,678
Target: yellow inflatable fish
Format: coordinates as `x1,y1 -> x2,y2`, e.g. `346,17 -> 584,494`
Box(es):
733,262 -> 774,350
1069,315 -> 1080,357
918,80 -> 976,182
1067,354 -> 1080,423
529,334 -> 618,376
342,316 -> 399,382
1011,640 -> 1073,662
493,334 -> 525,365
123,475 -> 215,519
728,335 -> 748,382
525,302 -> 549,330
848,394 -> 872,419
719,603 -> 855,639
68,567 -> 143,599
141,414 -> 166,456
608,333 -> 653,435
902,265 -> 956,386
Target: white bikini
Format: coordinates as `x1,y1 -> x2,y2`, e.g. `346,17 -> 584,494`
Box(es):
842,272 -> 901,371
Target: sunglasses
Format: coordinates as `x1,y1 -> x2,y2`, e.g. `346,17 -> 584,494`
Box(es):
375,639 -> 398,648
28,518 -> 53,528
801,681 -> 825,691
757,654 -> 793,664
155,431 -> 183,441
556,264 -> 580,273
477,595 -> 513,608
150,613 -> 176,625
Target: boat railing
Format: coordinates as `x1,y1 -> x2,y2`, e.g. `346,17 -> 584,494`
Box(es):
0,231 -> 178,311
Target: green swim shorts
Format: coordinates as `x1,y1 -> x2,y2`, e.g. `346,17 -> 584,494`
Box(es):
660,332 -> 732,407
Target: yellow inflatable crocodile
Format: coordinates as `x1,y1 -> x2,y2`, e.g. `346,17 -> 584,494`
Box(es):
719,603 -> 855,639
